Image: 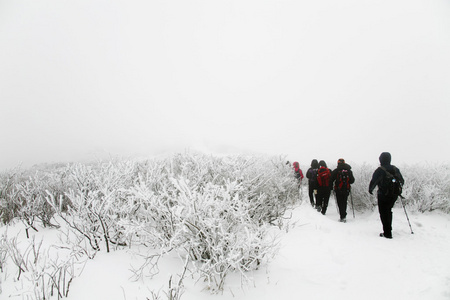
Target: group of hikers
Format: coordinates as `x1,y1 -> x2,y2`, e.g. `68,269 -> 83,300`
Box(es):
292,152 -> 405,239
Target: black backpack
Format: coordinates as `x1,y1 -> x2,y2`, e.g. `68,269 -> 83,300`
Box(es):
336,169 -> 350,191
380,166 -> 402,197
309,168 -> 318,185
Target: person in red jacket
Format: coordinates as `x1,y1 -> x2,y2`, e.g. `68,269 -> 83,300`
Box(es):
293,161 -> 304,185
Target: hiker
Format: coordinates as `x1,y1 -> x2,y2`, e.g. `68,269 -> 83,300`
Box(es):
369,152 -> 404,239
316,160 -> 332,214
306,159 -> 319,207
330,158 -> 355,223
292,161 -> 304,185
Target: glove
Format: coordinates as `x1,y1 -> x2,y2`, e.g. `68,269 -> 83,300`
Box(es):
369,190 -> 373,195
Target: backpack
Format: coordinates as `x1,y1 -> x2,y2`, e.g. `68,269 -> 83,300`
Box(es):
380,166 -> 402,197
308,168 -> 318,188
309,168 -> 318,181
317,166 -> 331,187
336,169 -> 350,191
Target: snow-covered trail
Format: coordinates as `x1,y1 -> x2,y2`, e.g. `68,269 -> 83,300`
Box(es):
64,193 -> 450,300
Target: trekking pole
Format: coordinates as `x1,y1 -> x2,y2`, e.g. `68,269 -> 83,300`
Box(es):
399,195 -> 414,234
350,190 -> 355,218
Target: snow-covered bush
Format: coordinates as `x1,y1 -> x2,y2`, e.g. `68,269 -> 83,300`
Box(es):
123,153 -> 297,291
0,167 -> 72,228
50,161 -> 139,252
0,153 -> 297,292
129,177 -> 278,291
1,232 -> 88,299
349,163 -> 377,211
0,170 -> 26,224
400,163 -> 450,213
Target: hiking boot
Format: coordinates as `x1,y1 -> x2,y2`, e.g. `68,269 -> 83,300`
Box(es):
339,218 -> 346,223
379,233 -> 392,239
316,207 -> 321,212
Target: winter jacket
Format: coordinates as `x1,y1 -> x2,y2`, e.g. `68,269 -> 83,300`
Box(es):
330,162 -> 355,191
306,159 -> 319,187
369,152 -> 404,196
293,162 -> 304,180
306,167 -> 317,181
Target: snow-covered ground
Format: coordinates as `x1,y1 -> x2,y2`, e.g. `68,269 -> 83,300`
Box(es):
2,194 -> 450,300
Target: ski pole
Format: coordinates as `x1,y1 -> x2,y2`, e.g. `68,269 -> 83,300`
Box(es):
350,190 -> 355,218
399,195 -> 414,234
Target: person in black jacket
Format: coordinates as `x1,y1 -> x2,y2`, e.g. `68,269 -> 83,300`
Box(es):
316,160 -> 332,214
330,158 -> 355,223
369,152 -> 405,239
306,159 -> 319,208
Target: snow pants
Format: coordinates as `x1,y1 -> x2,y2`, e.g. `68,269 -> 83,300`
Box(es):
316,187 -> 331,215
335,190 -> 349,220
378,195 -> 397,237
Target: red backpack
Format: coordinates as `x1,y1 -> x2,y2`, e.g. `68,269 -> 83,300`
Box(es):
317,166 -> 331,187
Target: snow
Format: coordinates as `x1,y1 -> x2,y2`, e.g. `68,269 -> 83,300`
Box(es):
2,194 -> 450,300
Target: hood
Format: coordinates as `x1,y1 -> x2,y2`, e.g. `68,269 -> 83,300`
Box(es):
318,160 -> 328,168
311,159 -> 319,169
379,152 -> 392,166
337,162 -> 351,170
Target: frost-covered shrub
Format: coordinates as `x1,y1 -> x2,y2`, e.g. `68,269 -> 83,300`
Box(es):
350,163 -> 377,211
0,167 -> 73,228
127,175 -> 280,291
401,163 -> 450,213
178,184 -> 277,291
1,233 -> 88,299
0,152 -> 308,292
0,171 -> 23,224
51,161 -> 140,252
120,153 -> 297,291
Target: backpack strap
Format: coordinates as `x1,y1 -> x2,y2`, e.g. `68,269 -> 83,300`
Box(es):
380,166 -> 395,179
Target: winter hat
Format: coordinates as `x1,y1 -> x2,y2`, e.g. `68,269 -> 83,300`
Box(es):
379,152 -> 391,166
337,158 -> 345,164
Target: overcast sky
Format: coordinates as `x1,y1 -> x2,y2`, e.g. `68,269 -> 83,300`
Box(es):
1,0 -> 449,171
